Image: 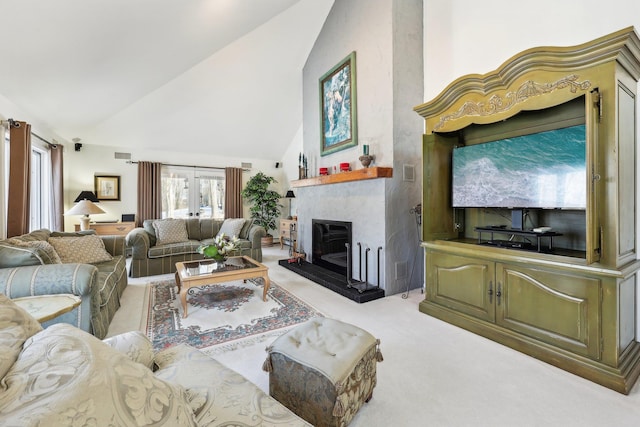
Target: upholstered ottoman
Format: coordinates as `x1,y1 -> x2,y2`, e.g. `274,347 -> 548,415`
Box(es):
263,318 -> 383,427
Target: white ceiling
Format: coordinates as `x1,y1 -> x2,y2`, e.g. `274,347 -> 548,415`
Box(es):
0,0 -> 333,160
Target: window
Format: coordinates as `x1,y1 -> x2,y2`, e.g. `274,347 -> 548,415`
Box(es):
30,143 -> 51,230
161,166 -> 225,219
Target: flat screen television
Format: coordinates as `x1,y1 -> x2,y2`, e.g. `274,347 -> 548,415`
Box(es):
452,124 -> 586,209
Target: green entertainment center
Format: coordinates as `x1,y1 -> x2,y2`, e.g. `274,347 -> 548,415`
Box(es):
415,27 -> 640,394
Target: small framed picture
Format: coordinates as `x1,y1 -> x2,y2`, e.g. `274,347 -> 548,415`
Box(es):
95,175 -> 121,201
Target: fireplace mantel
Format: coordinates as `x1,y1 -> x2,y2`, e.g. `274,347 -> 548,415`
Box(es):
290,166 -> 392,188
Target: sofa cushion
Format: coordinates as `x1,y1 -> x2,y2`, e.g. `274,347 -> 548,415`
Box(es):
10,229 -> 51,242
217,218 -> 246,239
103,331 -> 155,369
185,218 -> 203,241
142,220 -> 158,246
153,218 -> 189,246
148,241 -> 202,258
0,294 -> 43,380
48,234 -> 113,264
197,218 -> 221,240
0,241 -> 57,268
239,219 -> 254,239
5,239 -> 61,264
0,324 -> 197,426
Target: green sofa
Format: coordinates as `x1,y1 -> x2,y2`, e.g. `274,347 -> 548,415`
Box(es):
126,218 -> 266,278
0,229 -> 127,339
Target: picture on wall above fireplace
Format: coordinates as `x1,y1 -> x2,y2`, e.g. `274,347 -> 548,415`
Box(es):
319,51 -> 358,156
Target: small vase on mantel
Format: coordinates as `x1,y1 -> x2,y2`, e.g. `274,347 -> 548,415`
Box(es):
359,154 -> 374,168
359,143 -> 374,168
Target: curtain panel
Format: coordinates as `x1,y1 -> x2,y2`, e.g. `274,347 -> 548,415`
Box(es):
137,161 -> 162,226
7,121 -> 31,237
0,124 -> 6,239
224,167 -> 243,218
49,144 -> 64,231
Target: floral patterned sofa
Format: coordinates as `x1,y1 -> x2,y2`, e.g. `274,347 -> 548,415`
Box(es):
0,229 -> 127,339
0,294 -> 310,426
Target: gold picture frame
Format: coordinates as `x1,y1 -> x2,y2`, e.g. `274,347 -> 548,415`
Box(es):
94,175 -> 120,201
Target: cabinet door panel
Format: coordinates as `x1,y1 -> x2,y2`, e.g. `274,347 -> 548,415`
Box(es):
497,264 -> 600,359
427,252 -> 495,322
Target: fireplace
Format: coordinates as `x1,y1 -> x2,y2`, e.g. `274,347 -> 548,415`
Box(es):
311,219 -> 351,276
279,218 -> 384,303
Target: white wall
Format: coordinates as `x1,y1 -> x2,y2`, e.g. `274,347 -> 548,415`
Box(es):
63,143 -> 284,232
423,0 -> 640,101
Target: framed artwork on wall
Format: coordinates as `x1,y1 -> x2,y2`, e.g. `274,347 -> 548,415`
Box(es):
95,175 -> 121,201
319,51 -> 358,156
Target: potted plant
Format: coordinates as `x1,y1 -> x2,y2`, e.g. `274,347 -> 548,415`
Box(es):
241,172 -> 282,247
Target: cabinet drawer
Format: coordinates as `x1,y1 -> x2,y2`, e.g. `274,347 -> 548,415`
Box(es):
75,222 -> 135,236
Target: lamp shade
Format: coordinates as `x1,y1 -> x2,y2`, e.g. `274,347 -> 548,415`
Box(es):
285,190 -> 295,198
65,200 -> 106,216
74,191 -> 99,202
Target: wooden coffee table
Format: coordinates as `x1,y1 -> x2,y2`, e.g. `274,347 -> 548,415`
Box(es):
175,256 -> 270,318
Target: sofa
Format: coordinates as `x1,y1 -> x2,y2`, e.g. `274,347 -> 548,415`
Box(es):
0,294 -> 311,426
127,217 -> 266,278
0,229 -> 127,339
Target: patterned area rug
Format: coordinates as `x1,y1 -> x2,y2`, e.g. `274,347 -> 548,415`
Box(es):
144,278 -> 323,354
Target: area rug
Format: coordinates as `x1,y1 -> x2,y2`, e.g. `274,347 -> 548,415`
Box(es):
144,278 -> 323,354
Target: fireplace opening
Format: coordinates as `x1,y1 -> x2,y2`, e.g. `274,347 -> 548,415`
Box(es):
312,219 -> 352,277
280,218 -> 383,303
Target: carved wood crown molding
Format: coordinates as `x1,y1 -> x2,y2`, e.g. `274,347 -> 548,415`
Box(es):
433,75 -> 591,131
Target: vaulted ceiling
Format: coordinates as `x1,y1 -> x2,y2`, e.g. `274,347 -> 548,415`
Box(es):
0,0 -> 333,160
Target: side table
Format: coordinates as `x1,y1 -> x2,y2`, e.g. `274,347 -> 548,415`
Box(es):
279,219 -> 297,250
12,294 -> 82,323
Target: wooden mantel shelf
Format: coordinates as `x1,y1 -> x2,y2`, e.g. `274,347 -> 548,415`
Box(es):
291,166 -> 393,188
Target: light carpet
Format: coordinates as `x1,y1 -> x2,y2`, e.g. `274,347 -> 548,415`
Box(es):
144,278 -> 323,355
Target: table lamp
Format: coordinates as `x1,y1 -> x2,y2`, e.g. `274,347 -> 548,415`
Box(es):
284,190 -> 295,219
66,192 -> 105,230
74,190 -> 100,203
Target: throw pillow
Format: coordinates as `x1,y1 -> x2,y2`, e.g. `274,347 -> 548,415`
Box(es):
0,242 -> 50,268
5,239 -> 62,264
0,294 -> 43,381
217,218 -> 246,239
153,218 -> 189,246
48,235 -> 113,264
239,219 -> 253,239
102,331 -> 155,370
0,323 -> 197,426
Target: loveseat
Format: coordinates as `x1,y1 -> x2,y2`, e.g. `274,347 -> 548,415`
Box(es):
127,217 -> 266,278
0,294 -> 311,426
0,229 -> 127,339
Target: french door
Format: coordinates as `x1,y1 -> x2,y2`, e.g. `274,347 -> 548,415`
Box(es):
161,166 -> 225,219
